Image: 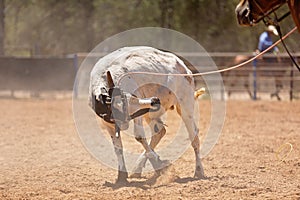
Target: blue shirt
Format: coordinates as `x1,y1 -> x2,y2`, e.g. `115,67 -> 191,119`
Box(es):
258,31 -> 278,53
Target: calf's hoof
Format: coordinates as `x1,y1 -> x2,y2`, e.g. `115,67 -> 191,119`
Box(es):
116,171 -> 129,184
129,172 -> 142,178
193,166 -> 206,179
193,171 -> 207,179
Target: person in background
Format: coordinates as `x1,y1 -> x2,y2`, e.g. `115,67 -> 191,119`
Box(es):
256,25 -> 283,100
256,25 -> 279,57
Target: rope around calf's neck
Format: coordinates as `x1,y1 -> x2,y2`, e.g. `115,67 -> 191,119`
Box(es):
117,26 -> 298,86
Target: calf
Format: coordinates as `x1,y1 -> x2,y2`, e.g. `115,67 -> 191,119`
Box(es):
89,46 -> 205,183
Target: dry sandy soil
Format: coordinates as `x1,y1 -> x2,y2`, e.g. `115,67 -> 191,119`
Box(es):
1,98 -> 300,199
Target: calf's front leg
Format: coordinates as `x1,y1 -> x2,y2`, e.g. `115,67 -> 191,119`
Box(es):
108,127 -> 128,183
131,118 -> 166,177
133,118 -> 164,174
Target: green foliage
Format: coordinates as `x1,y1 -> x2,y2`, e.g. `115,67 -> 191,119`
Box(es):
3,0 -> 300,56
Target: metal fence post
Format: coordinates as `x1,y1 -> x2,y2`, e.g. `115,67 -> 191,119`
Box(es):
252,59 -> 257,100
290,61 -> 294,101
73,53 -> 78,98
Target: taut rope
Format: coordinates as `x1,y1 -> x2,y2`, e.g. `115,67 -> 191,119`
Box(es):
117,26 -> 297,86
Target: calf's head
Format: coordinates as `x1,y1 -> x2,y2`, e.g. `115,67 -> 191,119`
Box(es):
91,71 -> 160,132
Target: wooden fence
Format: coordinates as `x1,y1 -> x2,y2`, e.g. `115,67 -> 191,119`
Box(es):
0,53 -> 299,100
186,53 -> 300,101
0,57 -> 75,98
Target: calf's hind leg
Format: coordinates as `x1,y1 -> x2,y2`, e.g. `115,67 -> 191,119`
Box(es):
177,103 -> 205,179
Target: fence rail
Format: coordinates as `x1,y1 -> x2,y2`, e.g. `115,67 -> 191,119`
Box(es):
0,53 -> 299,100
0,57 -> 75,98
192,54 -> 300,101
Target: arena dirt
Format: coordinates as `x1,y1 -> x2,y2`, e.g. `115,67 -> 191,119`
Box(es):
1,99 -> 300,199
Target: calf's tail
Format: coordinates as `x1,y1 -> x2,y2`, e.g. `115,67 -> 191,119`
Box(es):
194,87 -> 206,99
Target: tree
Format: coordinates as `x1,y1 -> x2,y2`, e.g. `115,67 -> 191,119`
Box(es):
0,0 -> 4,55
159,0 -> 174,28
2,0 -> 300,55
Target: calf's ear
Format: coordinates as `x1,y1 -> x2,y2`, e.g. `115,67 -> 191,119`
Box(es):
106,71 -> 115,88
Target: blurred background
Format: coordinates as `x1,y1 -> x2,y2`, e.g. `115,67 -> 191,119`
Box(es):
1,0 -> 299,57
0,0 -> 299,100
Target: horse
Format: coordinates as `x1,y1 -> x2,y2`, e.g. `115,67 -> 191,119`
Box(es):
235,0 -> 300,32
224,55 -> 254,98
225,54 -> 288,100
89,46 -> 206,183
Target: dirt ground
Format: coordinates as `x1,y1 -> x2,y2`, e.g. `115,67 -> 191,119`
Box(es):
1,98 -> 300,199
